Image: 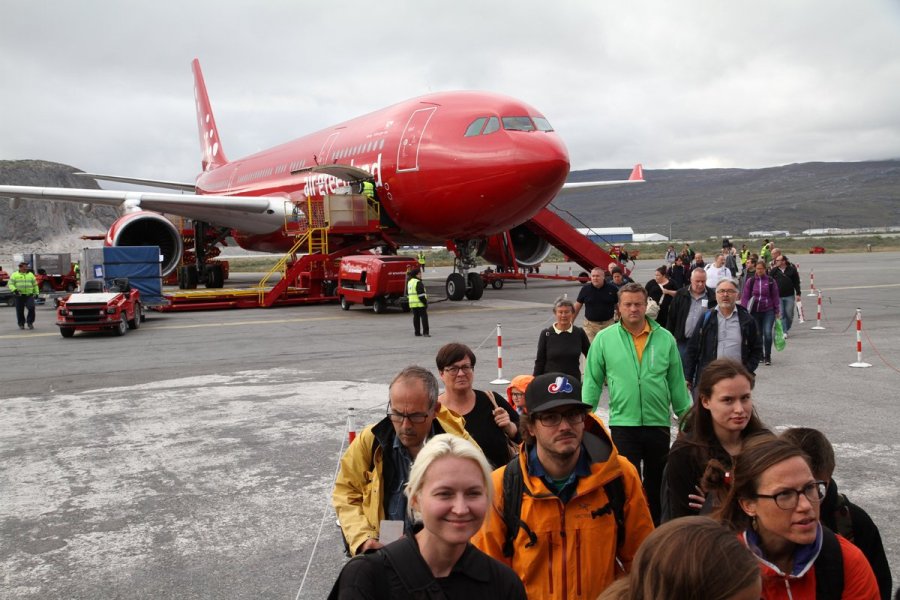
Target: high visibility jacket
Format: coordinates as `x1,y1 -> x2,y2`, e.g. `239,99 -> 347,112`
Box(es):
361,181 -> 375,199
332,407 -> 475,555
473,416 -> 655,599
407,277 -> 426,308
9,271 -> 38,296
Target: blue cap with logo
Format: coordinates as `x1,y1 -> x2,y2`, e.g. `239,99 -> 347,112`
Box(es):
525,372 -> 589,414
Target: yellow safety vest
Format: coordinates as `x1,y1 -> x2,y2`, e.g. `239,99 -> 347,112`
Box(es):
362,181 -> 375,200
9,271 -> 38,296
407,277 -> 425,308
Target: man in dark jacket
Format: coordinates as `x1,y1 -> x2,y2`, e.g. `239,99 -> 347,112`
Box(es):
769,254 -> 801,338
666,268 -> 716,361
682,278 -> 762,390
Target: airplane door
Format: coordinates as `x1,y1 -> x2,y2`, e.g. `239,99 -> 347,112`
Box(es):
397,106 -> 437,172
319,132 -> 340,162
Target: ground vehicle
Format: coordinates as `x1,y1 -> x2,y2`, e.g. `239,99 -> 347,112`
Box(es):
56,278 -> 143,338
337,255 -> 418,313
0,286 -> 14,306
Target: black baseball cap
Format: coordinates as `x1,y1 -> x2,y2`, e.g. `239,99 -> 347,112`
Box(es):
525,373 -> 590,414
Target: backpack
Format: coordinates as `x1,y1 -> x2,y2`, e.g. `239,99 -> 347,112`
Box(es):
500,454 -> 626,558
814,527 -> 844,600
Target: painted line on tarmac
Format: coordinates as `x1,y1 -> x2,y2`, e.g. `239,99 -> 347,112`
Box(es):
817,283 -> 900,291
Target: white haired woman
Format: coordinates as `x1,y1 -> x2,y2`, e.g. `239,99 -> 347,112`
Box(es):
330,434 -> 525,598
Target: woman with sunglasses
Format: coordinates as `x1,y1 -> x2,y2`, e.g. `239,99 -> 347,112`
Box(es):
436,343 -> 519,469
716,436 -> 879,599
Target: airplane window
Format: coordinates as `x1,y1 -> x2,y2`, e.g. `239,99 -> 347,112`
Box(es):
464,117 -> 487,137
483,117 -> 500,135
532,117 -> 554,132
502,117 -> 535,132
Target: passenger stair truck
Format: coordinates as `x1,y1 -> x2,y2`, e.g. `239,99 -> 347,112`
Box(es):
81,246 -> 166,307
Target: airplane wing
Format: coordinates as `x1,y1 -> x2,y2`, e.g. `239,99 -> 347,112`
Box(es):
0,185 -> 291,235
74,172 -> 197,192
561,163 -> 644,190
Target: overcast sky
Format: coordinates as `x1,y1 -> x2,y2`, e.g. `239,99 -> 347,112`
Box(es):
1,0 -> 898,182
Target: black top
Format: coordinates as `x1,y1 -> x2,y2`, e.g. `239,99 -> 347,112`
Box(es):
333,537 -> 527,599
665,436 -> 733,520
460,390 -> 520,470
576,281 -> 619,322
533,325 -> 591,379
645,278 -> 678,326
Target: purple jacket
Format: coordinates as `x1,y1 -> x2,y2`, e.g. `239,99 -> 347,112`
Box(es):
741,274 -> 780,314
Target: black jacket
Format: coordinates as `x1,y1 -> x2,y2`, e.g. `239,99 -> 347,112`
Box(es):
769,263 -> 801,297
665,286 -> 717,344
821,480 -> 893,600
683,305 -> 762,384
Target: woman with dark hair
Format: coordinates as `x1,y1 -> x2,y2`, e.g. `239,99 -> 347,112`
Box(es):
741,260 -> 781,365
599,516 -> 761,600
645,266 -> 678,325
436,342 -> 519,469
533,297 -> 590,379
716,436 -> 880,599
664,358 -> 770,521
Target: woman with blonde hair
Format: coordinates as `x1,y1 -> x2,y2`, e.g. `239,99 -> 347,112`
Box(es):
330,434 -> 525,598
599,516 -> 761,600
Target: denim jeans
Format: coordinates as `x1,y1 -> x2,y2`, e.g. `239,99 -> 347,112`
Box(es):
753,310 -> 776,360
779,296 -> 795,333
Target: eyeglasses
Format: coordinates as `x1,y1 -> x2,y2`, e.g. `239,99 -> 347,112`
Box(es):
511,391 -> 525,399
443,364 -> 474,375
533,408 -> 587,427
755,481 -> 827,510
716,289 -> 738,295
386,406 -> 432,424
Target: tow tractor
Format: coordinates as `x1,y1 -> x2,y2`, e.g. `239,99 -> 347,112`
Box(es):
337,255 -> 418,313
56,278 -> 143,338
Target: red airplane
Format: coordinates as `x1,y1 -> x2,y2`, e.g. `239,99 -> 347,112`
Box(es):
1,59 -> 641,301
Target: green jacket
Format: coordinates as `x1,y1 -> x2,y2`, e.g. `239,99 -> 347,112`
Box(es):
9,271 -> 38,296
582,318 -> 691,426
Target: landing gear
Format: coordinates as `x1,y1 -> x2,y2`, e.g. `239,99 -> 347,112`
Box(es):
445,238 -> 486,302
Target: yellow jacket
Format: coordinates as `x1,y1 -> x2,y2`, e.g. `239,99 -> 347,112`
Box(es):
473,415 -> 655,599
332,405 -> 475,555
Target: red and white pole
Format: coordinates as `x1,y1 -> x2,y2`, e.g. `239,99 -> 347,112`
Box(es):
849,308 -> 872,368
807,270 -> 817,297
490,323 -> 511,385
811,290 -> 825,330
347,407 -> 357,445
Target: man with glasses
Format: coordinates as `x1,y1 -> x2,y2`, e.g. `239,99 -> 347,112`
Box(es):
475,372 -> 653,599
769,253 -> 801,339
683,278 -> 762,392
332,366 -> 475,556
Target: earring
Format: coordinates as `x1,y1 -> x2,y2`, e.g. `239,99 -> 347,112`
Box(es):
751,515 -> 759,532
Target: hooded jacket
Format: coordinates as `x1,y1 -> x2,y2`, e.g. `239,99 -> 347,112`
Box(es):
473,415 -> 655,599
332,405 -> 474,555
505,375 -> 534,412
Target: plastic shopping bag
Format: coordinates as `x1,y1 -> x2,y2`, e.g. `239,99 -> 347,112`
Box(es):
774,318 -> 786,351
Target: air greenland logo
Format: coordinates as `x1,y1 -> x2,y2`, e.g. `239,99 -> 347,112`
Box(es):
548,376 -> 573,394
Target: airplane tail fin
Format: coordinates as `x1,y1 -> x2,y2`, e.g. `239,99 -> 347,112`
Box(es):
192,59 -> 229,172
628,163 -> 644,181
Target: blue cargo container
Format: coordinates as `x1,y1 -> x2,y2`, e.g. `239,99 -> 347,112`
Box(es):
102,246 -> 165,306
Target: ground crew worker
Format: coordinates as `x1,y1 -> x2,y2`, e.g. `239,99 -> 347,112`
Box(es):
9,262 -> 39,330
407,267 -> 430,337
361,180 -> 375,200
416,250 -> 426,268
72,261 -> 81,287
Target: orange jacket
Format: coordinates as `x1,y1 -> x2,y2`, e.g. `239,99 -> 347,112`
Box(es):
473,415 -> 654,599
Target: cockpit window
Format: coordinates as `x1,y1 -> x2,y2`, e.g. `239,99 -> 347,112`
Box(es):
464,118 -> 487,137
532,117 -> 554,132
502,116 -> 535,132
483,116 -> 500,135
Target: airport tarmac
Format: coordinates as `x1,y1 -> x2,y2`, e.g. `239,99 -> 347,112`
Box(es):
1,251 -> 898,599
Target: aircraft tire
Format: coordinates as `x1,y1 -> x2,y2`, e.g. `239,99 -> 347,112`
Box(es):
446,273 -> 466,301
179,265 -> 199,290
465,273 -> 484,300
373,297 -> 387,314
204,264 -> 225,288
340,296 -> 351,311
491,279 -> 504,290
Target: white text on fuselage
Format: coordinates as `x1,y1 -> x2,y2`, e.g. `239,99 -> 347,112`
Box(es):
302,153 -> 383,198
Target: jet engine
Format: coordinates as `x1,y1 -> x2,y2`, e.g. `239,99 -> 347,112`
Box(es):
105,211 -> 184,276
481,225 -> 552,268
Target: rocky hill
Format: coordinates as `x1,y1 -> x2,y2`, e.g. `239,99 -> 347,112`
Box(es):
0,160 -> 118,258
554,160 -> 900,239
2,159 -> 898,259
